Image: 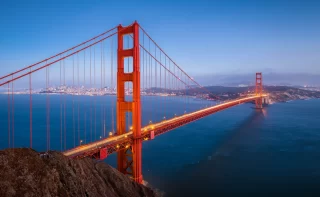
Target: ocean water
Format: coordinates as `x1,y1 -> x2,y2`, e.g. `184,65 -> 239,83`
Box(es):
1,95 -> 320,196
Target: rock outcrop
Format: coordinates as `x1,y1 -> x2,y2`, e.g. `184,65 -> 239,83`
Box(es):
0,148 -> 156,197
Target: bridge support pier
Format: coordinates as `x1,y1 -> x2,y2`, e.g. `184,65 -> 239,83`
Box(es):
117,22 -> 142,183
255,72 -> 263,109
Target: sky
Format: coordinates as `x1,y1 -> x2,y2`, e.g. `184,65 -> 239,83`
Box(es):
0,0 -> 320,85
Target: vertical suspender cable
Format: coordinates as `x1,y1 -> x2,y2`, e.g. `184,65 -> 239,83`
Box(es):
46,61 -> 50,151
29,68 -> 32,148
11,75 -> 14,148
94,46 -> 96,140
48,65 -> 50,150
169,60 -> 171,112
155,45 -> 157,121
77,52 -> 80,145
103,41 -> 106,137
160,51 -> 162,119
8,83 -> 10,148
73,55 -> 75,147
84,50 -> 86,143
46,67 -> 48,151
63,58 -> 66,150
90,47 -> 92,142
100,42 -> 103,138
142,33 -> 145,125
164,56 -> 168,118
149,39 -> 152,122
111,36 -> 114,133
60,57 -> 62,151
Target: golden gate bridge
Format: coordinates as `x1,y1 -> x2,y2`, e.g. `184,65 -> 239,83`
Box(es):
0,21 -> 267,183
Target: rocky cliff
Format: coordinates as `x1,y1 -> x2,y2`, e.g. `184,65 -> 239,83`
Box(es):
0,148 -> 157,197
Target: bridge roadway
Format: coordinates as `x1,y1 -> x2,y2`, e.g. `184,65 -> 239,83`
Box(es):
63,95 -> 267,159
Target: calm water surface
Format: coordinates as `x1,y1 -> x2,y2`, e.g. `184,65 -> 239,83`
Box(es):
1,95 -> 320,196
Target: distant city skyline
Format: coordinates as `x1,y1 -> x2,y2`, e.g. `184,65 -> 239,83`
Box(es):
194,72 -> 320,86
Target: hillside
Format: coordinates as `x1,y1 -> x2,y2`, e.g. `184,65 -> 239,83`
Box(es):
0,148 -> 157,197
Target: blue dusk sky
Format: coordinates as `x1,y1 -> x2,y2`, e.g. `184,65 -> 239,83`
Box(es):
0,0 -> 319,84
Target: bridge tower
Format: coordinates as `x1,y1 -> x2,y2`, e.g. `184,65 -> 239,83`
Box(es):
255,72 -> 263,109
117,22 -> 142,183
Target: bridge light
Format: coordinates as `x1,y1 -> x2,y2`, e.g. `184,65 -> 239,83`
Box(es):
130,126 -> 133,130
125,135 -> 128,138
99,136 -> 102,139
116,144 -> 120,148
151,125 -> 155,129
149,120 -> 152,124
80,140 -> 83,145
125,145 -> 129,148
109,132 -> 113,136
